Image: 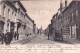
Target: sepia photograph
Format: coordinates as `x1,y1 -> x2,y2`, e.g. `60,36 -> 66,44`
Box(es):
0,0 -> 80,53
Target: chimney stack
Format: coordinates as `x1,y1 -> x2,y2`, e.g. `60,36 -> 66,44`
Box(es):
65,0 -> 67,7
60,0 -> 63,12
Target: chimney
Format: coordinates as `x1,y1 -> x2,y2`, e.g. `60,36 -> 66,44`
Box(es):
60,0 -> 63,12
65,0 -> 67,7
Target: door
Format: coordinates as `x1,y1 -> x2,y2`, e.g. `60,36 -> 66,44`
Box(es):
10,22 -> 14,33
0,22 -> 4,32
71,25 -> 76,39
77,23 -> 80,40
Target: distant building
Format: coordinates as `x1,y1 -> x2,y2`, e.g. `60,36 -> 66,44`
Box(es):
25,13 -> 35,35
45,27 -> 49,35
38,26 -> 44,35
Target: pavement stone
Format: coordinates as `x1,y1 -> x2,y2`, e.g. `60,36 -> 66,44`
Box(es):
63,38 -> 80,44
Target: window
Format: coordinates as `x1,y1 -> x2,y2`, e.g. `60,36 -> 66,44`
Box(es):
76,9 -> 78,17
71,25 -> 76,38
24,26 -> 26,29
76,1 -> 78,4
70,14 -> 72,22
15,14 -> 16,21
24,15 -> 25,18
8,9 -> 10,19
72,13 -> 73,22
21,12 -> 23,17
3,6 -> 6,17
72,13 -> 73,18
73,11 -> 76,21
12,12 -> 14,17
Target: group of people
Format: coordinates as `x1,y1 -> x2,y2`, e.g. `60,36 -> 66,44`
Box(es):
0,30 -> 19,45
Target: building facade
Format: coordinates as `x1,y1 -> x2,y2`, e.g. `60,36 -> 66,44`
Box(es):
48,1 -> 80,42
25,13 -> 34,35
0,1 -> 35,36
62,1 -> 80,40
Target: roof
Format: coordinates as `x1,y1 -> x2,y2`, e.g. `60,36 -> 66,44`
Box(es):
25,13 -> 34,23
62,1 -> 76,14
17,1 -> 27,12
4,1 -> 17,12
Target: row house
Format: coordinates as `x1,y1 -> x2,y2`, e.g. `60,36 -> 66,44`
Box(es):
45,27 -> 49,36
62,1 -> 80,40
25,13 -> 35,35
45,23 -> 52,36
51,12 -> 62,37
38,26 -> 44,34
0,1 -> 35,36
47,0 -> 68,40
34,27 -> 38,34
15,1 -> 27,35
0,1 -> 18,34
49,21 -> 53,36
33,24 -> 38,34
54,0 -> 67,36
49,1 -> 80,42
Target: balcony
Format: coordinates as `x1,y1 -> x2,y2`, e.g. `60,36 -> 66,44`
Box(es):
16,19 -> 22,24
0,15 -> 5,23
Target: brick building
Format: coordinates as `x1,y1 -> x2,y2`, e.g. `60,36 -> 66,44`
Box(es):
62,1 -> 80,41
48,1 -> 80,42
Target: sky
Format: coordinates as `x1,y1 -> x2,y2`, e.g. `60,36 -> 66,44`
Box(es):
21,0 -> 72,30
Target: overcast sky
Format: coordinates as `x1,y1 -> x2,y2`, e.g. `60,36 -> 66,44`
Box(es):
21,0 -> 72,30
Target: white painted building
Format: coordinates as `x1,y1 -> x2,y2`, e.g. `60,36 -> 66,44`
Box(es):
0,1 -> 35,36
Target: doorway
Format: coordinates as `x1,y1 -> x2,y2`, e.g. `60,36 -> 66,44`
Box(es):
71,25 -> 76,39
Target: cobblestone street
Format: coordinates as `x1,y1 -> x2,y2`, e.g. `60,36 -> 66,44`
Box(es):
10,34 -> 72,45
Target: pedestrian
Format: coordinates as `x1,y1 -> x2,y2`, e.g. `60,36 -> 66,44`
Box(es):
9,29 -> 14,43
17,32 -> 19,40
0,31 -> 4,44
27,34 -> 29,37
14,32 -> 17,40
4,30 -> 10,45
48,33 -> 49,40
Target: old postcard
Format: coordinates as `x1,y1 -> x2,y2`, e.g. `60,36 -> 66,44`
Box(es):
0,0 -> 80,53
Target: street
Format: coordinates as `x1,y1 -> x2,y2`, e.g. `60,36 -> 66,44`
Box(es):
11,34 -> 72,45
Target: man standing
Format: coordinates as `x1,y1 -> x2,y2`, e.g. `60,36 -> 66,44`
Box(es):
48,33 -> 49,40
17,32 -> 19,40
4,30 -> 10,45
9,29 -> 14,43
14,32 -> 17,40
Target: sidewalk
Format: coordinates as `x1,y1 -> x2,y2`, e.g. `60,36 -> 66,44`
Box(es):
11,34 -> 36,44
48,35 -> 80,44
63,38 -> 80,44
